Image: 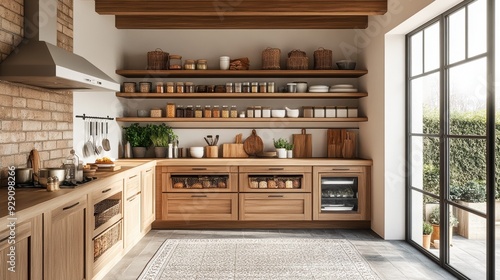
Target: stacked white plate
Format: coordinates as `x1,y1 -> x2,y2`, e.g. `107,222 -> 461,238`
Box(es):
329,84 -> 358,92
308,85 -> 329,93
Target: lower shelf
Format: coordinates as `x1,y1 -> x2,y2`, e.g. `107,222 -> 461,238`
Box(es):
116,117 -> 367,128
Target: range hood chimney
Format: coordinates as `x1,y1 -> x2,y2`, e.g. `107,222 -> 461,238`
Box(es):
0,0 -> 119,92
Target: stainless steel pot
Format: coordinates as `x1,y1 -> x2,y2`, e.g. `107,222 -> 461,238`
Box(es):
15,168 -> 33,184
37,168 -> 66,186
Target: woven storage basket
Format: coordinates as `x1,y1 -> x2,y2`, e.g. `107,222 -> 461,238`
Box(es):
287,49 -> 308,70
262,47 -> 281,70
147,48 -> 169,70
94,199 -> 121,228
314,47 -> 333,70
93,220 -> 122,260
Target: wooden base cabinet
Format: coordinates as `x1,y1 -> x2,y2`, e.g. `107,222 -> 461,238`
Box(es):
162,193 -> 238,221
313,166 -> 371,221
0,216 -> 42,280
44,195 -> 87,280
141,167 -> 155,232
124,172 -> 142,250
239,193 -> 312,221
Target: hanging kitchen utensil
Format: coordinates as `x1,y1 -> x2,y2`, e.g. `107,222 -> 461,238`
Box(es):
102,121 -> 111,151
83,120 -> 89,157
293,128 -> 312,158
97,121 -> 103,154
93,121 -> 99,155
85,121 -> 94,157
243,129 -> 264,156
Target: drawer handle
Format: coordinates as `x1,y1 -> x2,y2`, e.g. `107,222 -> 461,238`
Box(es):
332,168 -> 350,171
63,202 -> 79,211
127,193 -> 140,202
268,168 -> 284,171
129,175 -> 138,179
191,195 -> 208,198
191,168 -> 207,171
268,195 -> 284,198
146,169 -> 153,173
102,188 -> 112,193
0,236 -> 9,243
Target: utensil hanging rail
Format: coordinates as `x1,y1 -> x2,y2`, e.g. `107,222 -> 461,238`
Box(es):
75,114 -> 114,121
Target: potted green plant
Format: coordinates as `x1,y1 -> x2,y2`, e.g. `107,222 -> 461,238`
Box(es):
429,206 -> 458,246
150,124 -> 177,158
450,181 -> 487,239
124,123 -> 152,158
285,142 -> 294,158
422,221 -> 433,250
273,138 -> 289,158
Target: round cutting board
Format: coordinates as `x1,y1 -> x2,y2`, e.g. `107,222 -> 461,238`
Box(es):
243,129 -> 263,156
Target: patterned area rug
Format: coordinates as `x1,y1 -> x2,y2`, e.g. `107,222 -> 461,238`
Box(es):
138,239 -> 381,280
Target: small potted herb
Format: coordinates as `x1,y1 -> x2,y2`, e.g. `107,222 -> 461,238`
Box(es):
150,124 -> 177,158
273,138 -> 289,158
422,221 -> 433,250
124,123 -> 152,158
285,142 -> 294,158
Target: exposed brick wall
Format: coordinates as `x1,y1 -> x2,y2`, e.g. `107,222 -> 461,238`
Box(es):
0,0 -> 74,185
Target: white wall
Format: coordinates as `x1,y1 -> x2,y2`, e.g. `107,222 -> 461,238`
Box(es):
359,0 -> 464,239
72,0 -> 125,162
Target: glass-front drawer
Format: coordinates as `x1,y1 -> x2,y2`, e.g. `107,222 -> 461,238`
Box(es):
320,177 -> 358,212
171,175 -> 229,190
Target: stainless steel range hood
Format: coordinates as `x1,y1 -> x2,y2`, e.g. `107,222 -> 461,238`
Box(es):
0,0 -> 119,92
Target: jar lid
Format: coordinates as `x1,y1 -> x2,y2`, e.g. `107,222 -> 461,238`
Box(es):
123,82 -> 136,84
185,59 -> 195,63
186,105 -> 193,108
247,106 -> 255,109
185,82 -> 194,85
337,106 -> 347,109
302,106 -> 313,109
243,82 -> 250,85
254,105 -> 262,109
262,107 -> 271,109
176,82 -> 184,85
314,106 -> 325,109
169,55 -> 182,59
325,106 -> 336,109
139,81 -> 151,84
166,82 -> 174,85
167,102 -> 175,105
197,59 -> 207,63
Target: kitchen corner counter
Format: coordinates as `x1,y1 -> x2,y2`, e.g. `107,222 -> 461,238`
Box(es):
0,160 -> 156,226
155,158 -> 373,166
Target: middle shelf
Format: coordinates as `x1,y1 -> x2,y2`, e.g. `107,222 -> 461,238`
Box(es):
116,92 -> 368,99
116,117 -> 368,128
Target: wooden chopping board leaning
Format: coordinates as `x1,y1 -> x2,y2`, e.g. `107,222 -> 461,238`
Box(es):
327,129 -> 356,158
243,129 -> 264,157
293,128 -> 312,158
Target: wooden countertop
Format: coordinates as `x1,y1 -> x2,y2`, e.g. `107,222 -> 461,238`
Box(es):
155,158 -> 373,166
0,160 -> 156,226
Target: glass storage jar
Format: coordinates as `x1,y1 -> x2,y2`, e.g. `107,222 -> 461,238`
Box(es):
212,105 -> 221,118
251,82 -> 259,93
234,82 -> 242,93
259,82 -> 267,93
176,105 -> 185,117
303,106 -> 314,118
242,82 -> 251,93
314,106 -> 325,118
225,82 -> 233,93
254,106 -> 262,118
267,82 -> 275,93
123,82 -> 136,93
156,82 -> 164,93
185,82 -> 195,93
221,105 -> 229,118
169,55 -> 182,70
204,105 -> 212,118
139,82 -> 151,93
166,82 -> 175,93
166,103 -> 176,118
196,59 -> 208,70
184,59 -> 196,70
176,82 -> 184,93
185,105 -> 194,117
194,105 -> 203,118
247,106 -> 254,118
230,105 -> 238,118
262,107 -> 271,118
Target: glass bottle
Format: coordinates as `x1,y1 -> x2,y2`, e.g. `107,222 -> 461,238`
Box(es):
64,149 -> 79,183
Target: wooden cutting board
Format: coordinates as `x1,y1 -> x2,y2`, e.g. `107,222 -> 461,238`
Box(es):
342,131 -> 356,158
293,128 -> 312,158
28,149 -> 40,175
243,129 -> 263,156
222,133 -> 248,158
327,129 -> 346,158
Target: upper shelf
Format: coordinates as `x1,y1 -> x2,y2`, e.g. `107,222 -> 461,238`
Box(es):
116,69 -> 368,79
116,92 -> 368,99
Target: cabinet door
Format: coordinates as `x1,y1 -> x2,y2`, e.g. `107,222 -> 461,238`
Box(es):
141,167 -> 155,231
45,195 -> 87,280
239,193 -> 312,221
91,179 -> 123,237
162,193 -> 238,221
0,216 -> 42,280
124,191 -> 141,249
313,166 -> 370,221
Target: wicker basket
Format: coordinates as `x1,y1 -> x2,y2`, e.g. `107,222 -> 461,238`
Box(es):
147,48 -> 169,70
248,176 -> 302,189
286,49 -> 308,70
94,199 -> 121,228
94,220 -> 122,260
262,47 -> 281,70
171,175 -> 229,189
314,47 -> 333,70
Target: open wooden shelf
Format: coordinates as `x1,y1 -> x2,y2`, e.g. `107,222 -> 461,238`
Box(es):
116,69 -> 368,79
115,117 -> 368,128
116,92 -> 368,99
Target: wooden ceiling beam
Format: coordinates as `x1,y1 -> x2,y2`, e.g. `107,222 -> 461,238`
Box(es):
95,0 -> 387,16
115,15 -> 368,29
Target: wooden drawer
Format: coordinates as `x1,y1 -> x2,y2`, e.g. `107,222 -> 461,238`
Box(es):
91,179 -> 123,237
165,166 -> 238,173
91,179 -> 123,205
239,166 -> 312,173
239,193 -> 311,221
162,193 -> 238,221
125,173 -> 141,198
162,172 -> 238,192
313,166 -> 364,173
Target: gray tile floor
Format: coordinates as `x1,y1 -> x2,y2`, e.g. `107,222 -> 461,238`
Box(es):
103,229 -> 457,280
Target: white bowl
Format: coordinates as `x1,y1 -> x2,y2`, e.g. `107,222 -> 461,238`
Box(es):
272,109 -> 286,118
287,109 -> 299,118
190,147 -> 204,158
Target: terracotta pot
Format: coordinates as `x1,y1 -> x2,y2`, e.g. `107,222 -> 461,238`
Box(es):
423,234 -> 431,250
154,147 -> 167,158
431,224 -> 440,243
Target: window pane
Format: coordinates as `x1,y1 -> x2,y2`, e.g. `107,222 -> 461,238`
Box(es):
411,31 -> 423,76
449,206 -> 486,279
411,136 -> 440,197
411,73 -> 440,134
448,8 -> 466,64
411,191 -> 439,258
468,0 -> 487,57
449,58 -> 487,135
424,22 -> 440,72
449,138 -> 486,211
